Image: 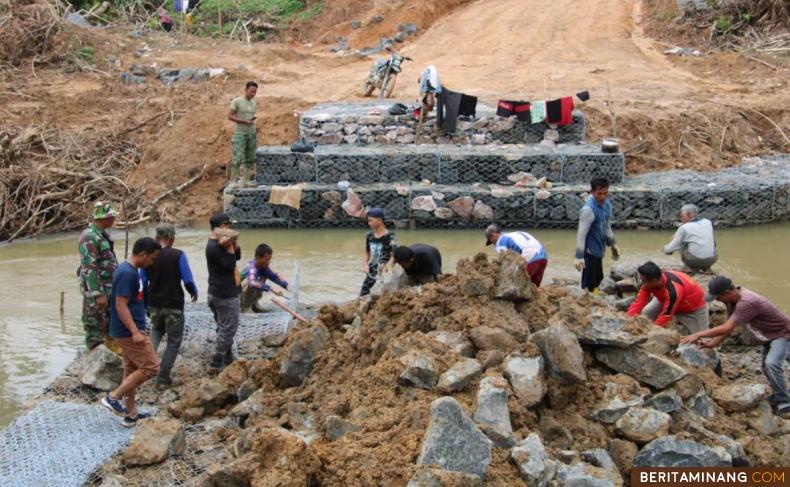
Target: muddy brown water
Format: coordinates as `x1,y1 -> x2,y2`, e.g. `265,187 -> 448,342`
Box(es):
1,225 -> 789,426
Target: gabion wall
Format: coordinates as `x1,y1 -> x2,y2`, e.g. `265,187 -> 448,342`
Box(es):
299,101 -> 586,146
227,157 -> 790,230
255,144 -> 625,185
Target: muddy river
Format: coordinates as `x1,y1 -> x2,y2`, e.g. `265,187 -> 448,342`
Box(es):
1,225 -> 789,426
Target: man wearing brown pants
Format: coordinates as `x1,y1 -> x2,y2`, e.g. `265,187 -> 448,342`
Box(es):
101,237 -> 162,427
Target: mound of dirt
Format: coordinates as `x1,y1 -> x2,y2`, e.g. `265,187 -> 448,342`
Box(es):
94,252 -> 790,485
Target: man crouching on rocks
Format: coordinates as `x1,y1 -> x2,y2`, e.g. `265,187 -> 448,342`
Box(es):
681,276 -> 790,417
101,237 -> 161,427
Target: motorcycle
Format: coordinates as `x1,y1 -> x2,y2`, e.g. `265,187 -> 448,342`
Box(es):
362,51 -> 412,99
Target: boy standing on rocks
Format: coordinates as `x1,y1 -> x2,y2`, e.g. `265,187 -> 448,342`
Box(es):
101,237 -> 161,427
682,276 -> 790,417
360,208 -> 396,296
574,177 -> 620,292
227,81 -> 258,188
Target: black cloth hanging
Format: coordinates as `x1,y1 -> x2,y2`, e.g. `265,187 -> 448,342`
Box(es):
438,88 -> 463,132
546,98 -> 563,124
458,93 -> 478,118
497,100 -> 530,121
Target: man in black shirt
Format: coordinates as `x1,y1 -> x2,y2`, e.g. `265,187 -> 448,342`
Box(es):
205,213 -> 241,372
393,244 -> 442,284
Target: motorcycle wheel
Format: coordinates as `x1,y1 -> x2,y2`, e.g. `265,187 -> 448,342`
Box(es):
362,81 -> 375,97
382,75 -> 397,98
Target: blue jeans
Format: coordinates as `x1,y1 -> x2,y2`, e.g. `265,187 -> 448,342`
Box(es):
762,337 -> 790,407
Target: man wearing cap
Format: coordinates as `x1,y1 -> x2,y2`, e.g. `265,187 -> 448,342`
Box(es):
627,261 -> 709,334
141,224 -> 198,386
663,204 -> 718,272
485,224 -> 548,287
360,207 -> 396,296
681,276 -> 790,416
206,212 -> 242,372
78,201 -> 119,350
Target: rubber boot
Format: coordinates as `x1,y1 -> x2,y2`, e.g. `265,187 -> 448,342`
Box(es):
242,165 -> 256,187
224,349 -> 236,365
228,165 -> 240,188
208,353 -> 224,374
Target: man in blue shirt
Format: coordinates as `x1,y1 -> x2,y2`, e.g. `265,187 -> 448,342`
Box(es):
240,243 -> 289,312
101,237 -> 161,427
574,177 -> 620,292
141,224 -> 198,387
485,224 -> 549,287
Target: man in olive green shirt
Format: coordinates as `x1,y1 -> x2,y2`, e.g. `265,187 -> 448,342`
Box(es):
228,81 -> 258,187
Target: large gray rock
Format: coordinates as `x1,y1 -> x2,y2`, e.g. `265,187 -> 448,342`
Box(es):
406,467 -> 482,487
230,388 -> 266,424
509,433 -> 557,487
469,326 -> 519,352
576,315 -> 647,348
610,264 -> 637,282
640,328 -> 680,356
686,389 -> 715,418
557,462 -> 621,487
417,397 -> 493,479
711,383 -> 770,412
533,323 -> 587,384
399,351 -> 440,390
80,345 -> 123,391
370,264 -> 408,296
633,436 -> 732,467
121,418 -> 185,466
645,389 -> 683,413
581,449 -> 622,485
591,395 -> 644,424
427,331 -> 474,357
676,344 -> 719,369
474,377 -> 515,448
279,325 -> 328,387
325,415 -> 362,441
595,347 -> 686,389
504,355 -> 546,407
615,408 -> 672,444
494,251 -> 533,301
438,358 -> 483,392
747,401 -> 780,436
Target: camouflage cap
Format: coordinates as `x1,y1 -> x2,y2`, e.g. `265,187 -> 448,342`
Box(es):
156,223 -> 176,239
92,201 -> 118,220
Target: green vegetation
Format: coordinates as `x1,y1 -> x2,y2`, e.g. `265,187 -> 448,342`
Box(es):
182,0 -> 323,39
714,16 -> 731,32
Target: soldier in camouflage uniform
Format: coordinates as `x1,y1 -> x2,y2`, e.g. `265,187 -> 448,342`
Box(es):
78,202 -> 119,349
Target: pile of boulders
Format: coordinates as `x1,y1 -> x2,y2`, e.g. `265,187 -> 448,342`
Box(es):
90,252 -> 788,485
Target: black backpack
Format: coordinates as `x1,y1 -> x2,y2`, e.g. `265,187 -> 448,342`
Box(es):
291,137 -> 315,153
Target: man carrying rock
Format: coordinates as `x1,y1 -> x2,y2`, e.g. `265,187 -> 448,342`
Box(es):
78,201 -> 119,350
574,177 -> 620,292
394,244 -> 442,284
141,224 -> 198,387
484,223 -> 548,287
627,261 -> 709,335
227,81 -> 258,188
240,243 -> 289,312
206,212 -> 242,372
682,276 -> 790,417
101,237 -> 161,427
663,204 -> 718,272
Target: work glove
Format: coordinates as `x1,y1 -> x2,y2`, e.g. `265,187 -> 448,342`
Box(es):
611,245 -> 621,261
574,258 -> 585,272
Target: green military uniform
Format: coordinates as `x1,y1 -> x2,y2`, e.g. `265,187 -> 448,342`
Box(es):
230,95 -> 257,183
78,204 -> 118,349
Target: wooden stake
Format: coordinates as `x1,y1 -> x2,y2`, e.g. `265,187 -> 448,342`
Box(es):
216,0 -> 223,35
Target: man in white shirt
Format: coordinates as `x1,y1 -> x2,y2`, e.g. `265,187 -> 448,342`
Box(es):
485,224 -> 549,287
663,204 -> 718,272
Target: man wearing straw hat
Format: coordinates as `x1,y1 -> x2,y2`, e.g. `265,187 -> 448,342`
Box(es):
78,201 -> 119,350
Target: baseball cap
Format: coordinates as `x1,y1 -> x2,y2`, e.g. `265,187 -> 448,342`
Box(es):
366,207 -> 385,219
209,212 -> 232,228
484,223 -> 501,246
705,276 -> 734,302
93,201 -> 118,220
156,223 -> 176,239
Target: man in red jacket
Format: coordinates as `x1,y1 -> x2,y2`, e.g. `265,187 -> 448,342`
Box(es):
627,261 -> 709,335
